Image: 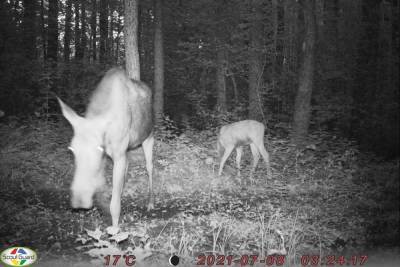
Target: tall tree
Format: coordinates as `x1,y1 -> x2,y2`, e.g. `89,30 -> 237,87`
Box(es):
80,0 -> 87,59
213,1 -> 228,112
292,0 -> 316,143
115,11 -> 122,62
248,0 -> 264,121
74,0 -> 81,59
138,2 -> 154,82
64,0 -> 73,61
375,0 -> 398,153
40,0 -> 46,60
21,0 -> 37,60
216,47 -> 227,112
99,0 -> 108,63
47,0 -> 59,61
124,0 -> 140,79
271,0 -> 278,91
108,1 -> 114,59
378,0 -> 394,94
90,0 -> 97,61
281,0 -> 299,114
321,0 -> 339,96
153,0 -> 164,123
336,0 -> 361,132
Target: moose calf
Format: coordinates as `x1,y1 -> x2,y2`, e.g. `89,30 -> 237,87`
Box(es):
217,120 -> 271,177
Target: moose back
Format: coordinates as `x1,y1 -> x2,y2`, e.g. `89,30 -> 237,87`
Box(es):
57,68 -> 154,229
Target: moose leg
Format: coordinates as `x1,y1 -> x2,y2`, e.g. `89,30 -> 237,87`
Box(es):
218,145 -> 234,176
142,133 -> 154,211
249,143 -> 260,178
257,143 -> 271,178
235,146 -> 243,176
110,154 -> 127,228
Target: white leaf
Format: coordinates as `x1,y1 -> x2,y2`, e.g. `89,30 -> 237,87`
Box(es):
109,231 -> 130,243
86,227 -> 103,241
106,226 -> 120,235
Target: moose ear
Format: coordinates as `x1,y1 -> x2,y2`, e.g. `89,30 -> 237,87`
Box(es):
57,97 -> 82,128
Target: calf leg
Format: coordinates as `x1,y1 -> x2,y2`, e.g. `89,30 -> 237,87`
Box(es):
142,133 -> 154,211
235,146 -> 243,176
218,145 -> 234,176
257,142 -> 271,178
249,143 -> 260,178
110,154 -> 127,227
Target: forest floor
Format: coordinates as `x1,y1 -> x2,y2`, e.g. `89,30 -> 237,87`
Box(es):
0,119 -> 399,267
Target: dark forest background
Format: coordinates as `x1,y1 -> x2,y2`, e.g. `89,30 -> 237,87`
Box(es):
0,0 -> 398,158
0,1 -> 399,264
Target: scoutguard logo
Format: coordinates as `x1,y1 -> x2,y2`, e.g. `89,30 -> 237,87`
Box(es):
0,247 -> 37,266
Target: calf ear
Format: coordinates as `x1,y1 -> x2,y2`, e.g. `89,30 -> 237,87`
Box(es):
57,97 -> 82,128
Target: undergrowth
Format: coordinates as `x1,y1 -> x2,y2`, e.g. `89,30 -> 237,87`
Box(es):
0,118 -> 398,266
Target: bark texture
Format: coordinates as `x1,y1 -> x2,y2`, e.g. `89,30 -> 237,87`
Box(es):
124,0 -> 140,80
292,0 -> 316,143
153,0 -> 165,123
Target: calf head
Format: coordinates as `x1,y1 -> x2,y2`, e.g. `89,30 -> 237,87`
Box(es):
58,98 -> 106,209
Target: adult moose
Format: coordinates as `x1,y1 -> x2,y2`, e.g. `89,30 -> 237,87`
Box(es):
57,68 -> 154,231
217,120 -> 271,178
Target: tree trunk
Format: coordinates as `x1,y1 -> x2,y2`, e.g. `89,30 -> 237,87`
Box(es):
47,0 -> 58,62
153,0 -> 164,123
124,0 -> 140,80
377,0 -> 397,150
281,0 -> 299,115
138,2 -> 144,75
108,1 -> 114,60
138,2 -> 153,82
272,0 -> 278,91
323,0 -> 339,81
74,0 -> 81,59
291,0 -> 316,143
40,0 -> 46,60
12,0 -> 21,24
338,0 -> 361,133
64,0 -> 73,62
21,0 -> 36,60
378,0 -> 393,94
99,0 -> 108,63
199,68 -> 208,95
115,13 -> 122,63
90,0 -> 97,61
248,0 -> 264,122
228,68 -> 239,103
216,47 -> 227,112
80,0 -> 87,59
